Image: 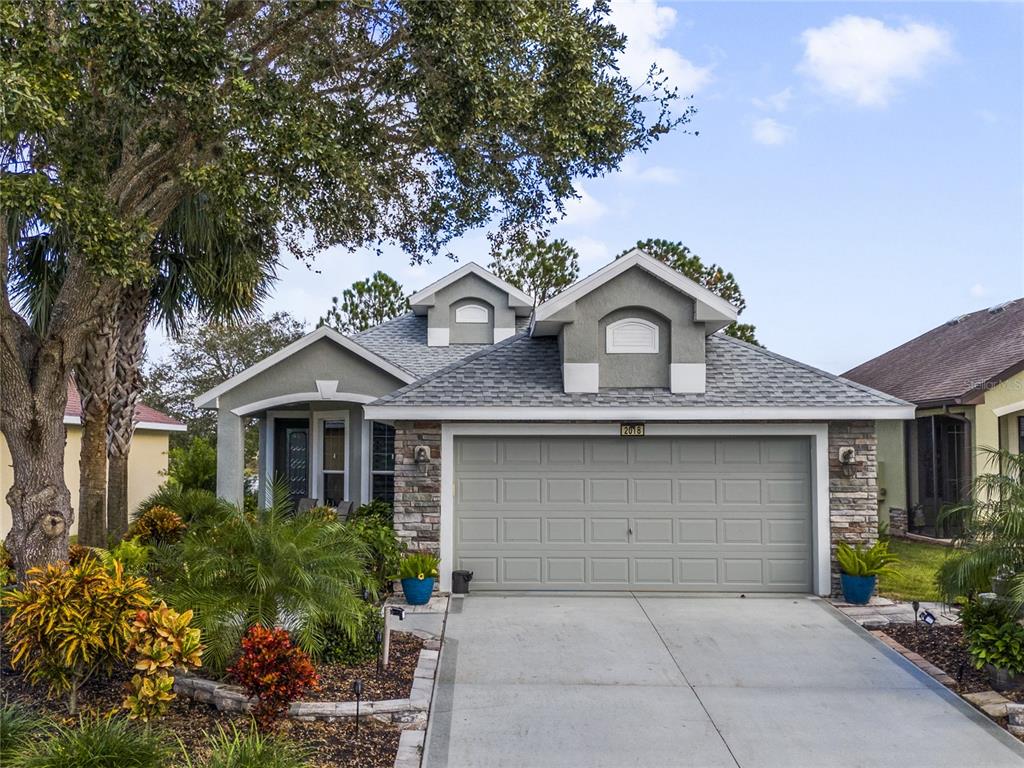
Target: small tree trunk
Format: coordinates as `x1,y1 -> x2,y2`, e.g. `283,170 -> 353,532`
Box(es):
74,312 -> 117,547
107,453 -> 130,538
106,283 -> 149,536
2,373 -> 74,579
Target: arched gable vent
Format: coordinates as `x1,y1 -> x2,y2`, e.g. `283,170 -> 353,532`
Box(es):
606,318 -> 659,354
455,303 -> 489,323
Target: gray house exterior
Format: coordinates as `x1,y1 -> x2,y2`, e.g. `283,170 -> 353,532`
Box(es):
197,251 -> 913,596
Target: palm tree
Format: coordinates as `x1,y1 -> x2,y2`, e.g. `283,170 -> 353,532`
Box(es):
937,448 -> 1024,603
10,195 -> 276,543
154,484 -> 371,674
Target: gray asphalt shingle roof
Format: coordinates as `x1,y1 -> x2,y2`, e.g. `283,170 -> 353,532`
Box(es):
353,313 -> 530,378
371,333 -> 910,408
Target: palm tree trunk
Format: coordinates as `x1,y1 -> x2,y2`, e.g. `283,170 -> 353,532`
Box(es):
74,312 -> 117,547
106,283 -> 150,536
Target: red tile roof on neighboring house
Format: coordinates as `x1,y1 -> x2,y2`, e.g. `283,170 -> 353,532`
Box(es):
843,298 -> 1024,407
65,382 -> 185,430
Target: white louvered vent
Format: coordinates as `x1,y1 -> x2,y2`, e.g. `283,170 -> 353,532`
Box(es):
606,318 -> 659,354
455,303 -> 489,323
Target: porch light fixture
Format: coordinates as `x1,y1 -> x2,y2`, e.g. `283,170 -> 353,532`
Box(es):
838,446 -> 857,478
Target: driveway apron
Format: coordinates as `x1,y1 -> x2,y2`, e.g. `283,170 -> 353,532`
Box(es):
424,595 -> 1024,768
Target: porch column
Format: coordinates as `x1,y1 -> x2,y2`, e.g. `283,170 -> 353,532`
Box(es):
216,409 -> 245,506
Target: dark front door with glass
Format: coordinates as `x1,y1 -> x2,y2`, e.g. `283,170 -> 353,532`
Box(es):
274,419 -> 309,507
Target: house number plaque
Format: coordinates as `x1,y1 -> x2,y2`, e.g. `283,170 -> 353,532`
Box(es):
620,423 -> 645,437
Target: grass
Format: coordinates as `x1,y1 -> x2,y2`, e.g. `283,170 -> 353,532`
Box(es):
877,538 -> 952,602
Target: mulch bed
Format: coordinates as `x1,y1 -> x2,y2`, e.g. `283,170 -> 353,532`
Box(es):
303,631 -> 424,701
0,632 -> 426,768
883,623 -> 990,693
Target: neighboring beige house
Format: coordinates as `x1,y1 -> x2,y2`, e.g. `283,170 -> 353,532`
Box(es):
844,299 -> 1024,537
1,383 -> 186,537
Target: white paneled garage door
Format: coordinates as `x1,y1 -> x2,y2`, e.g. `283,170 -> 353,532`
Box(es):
453,435 -> 813,592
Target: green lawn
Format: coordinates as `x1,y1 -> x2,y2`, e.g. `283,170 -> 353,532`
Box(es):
877,538 -> 952,602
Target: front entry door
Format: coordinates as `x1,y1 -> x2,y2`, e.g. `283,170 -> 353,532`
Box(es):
274,419 -> 309,507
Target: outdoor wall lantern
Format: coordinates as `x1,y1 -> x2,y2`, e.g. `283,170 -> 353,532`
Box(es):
838,446 -> 857,478
414,445 -> 431,463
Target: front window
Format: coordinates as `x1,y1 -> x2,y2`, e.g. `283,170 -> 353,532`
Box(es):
371,422 -> 395,503
322,420 -> 345,506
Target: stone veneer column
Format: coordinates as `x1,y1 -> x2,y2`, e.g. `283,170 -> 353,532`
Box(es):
393,422 -> 442,554
828,421 -> 879,595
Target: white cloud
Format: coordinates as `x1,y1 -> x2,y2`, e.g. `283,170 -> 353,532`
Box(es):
969,283 -> 987,299
752,87 -> 794,112
752,117 -> 793,146
608,1 -> 713,94
798,16 -> 952,108
619,157 -> 680,184
567,236 -> 612,276
561,184 -> 608,227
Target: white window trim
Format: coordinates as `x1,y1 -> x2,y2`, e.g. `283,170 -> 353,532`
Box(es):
310,410 -> 350,505
454,303 -> 489,324
438,422 -> 831,596
606,317 -> 659,354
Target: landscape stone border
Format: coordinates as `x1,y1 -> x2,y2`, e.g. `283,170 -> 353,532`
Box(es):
873,629 -> 1024,737
173,641 -> 439,728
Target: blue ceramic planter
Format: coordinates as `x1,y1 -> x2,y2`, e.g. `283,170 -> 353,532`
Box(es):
840,574 -> 876,605
401,577 -> 435,605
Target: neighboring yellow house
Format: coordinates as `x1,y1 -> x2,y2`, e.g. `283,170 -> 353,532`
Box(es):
844,298 -> 1024,536
0,384 -> 186,537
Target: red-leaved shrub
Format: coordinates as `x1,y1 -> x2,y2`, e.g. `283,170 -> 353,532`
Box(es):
228,625 -> 319,729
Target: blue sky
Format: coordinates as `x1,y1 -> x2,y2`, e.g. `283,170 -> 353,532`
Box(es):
154,2 -> 1024,375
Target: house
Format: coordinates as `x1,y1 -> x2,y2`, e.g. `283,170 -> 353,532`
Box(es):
843,298 -> 1024,537
197,250 -> 913,595
0,383 -> 186,537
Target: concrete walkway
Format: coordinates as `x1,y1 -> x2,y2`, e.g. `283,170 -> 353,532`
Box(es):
424,595 -> 1024,768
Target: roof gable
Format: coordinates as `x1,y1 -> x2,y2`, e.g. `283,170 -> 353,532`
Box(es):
408,262 -> 533,313
532,249 -> 738,336
193,325 -> 416,409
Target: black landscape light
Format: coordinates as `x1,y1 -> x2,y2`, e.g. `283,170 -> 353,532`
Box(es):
919,609 -> 936,626
375,629 -> 384,675
353,678 -> 364,734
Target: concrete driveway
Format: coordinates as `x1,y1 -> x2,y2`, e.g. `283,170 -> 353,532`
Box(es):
423,595 -> 1024,768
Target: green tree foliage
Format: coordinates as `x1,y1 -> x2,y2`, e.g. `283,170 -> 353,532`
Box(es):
318,271 -> 408,334
3,0 -> 685,574
490,238 -> 581,305
142,312 -> 306,464
156,486 -> 370,674
167,437 -> 217,493
937,449 -> 1024,603
621,239 -> 760,345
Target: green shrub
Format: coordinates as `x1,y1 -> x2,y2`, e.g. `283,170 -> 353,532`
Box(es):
960,598 -> 1015,639
2,559 -> 152,713
1,705 -> 45,763
398,551 -> 440,581
159,484 -> 370,674
99,538 -> 150,575
968,621 -> 1024,674
346,516 -> 405,593
10,716 -> 169,768
167,437 -> 217,493
349,499 -> 393,525
136,485 -> 223,525
183,726 -> 310,768
126,506 -> 187,546
0,541 -> 15,586
835,541 -> 899,578
320,600 -> 384,665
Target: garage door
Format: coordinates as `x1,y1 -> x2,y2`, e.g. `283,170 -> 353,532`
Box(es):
453,435 -> 813,592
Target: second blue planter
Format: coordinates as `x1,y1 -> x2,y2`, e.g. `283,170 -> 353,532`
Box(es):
840,573 -> 876,605
401,577 -> 435,605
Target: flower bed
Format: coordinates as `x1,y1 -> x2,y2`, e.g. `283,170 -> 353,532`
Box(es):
883,624 -> 990,693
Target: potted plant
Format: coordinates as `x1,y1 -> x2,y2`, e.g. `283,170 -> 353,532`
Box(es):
399,552 -> 440,605
835,540 -> 899,605
968,620 -> 1024,691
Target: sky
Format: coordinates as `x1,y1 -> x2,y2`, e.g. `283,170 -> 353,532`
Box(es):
151,1 -> 1024,375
